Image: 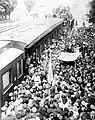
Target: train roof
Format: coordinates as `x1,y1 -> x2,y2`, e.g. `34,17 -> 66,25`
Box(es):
0,48 -> 23,70
0,18 -> 63,48
0,41 -> 10,49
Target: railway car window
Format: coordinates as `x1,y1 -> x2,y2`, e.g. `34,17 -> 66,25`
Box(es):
21,59 -> 23,74
52,34 -> 54,39
42,43 -> 44,52
57,29 -> 59,36
2,69 -> 11,89
48,36 -> 51,46
36,46 -> 40,56
36,48 -> 38,57
17,59 -> 23,77
45,39 -> 48,47
40,45 -> 42,55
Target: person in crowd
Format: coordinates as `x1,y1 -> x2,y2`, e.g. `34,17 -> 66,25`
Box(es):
2,19 -> 95,120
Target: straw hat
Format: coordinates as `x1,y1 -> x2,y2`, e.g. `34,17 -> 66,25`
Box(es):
10,96 -> 14,101
13,99 -> 20,106
18,84 -> 22,87
9,92 -> 13,97
21,81 -> 25,84
90,104 -> 95,110
1,112 -> 6,118
81,101 -> 87,106
8,105 -> 14,111
87,83 -> 91,87
30,88 -> 33,93
17,104 -> 23,111
19,98 -> 23,103
14,86 -> 18,90
31,107 -> 37,113
33,97 -> 37,101
29,64 -> 34,68
6,109 -> 11,116
1,106 -> 7,112
43,79 -> 47,83
9,101 -> 14,106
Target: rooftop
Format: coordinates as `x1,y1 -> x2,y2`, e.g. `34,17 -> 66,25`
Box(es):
0,48 -> 23,70
0,41 -> 10,49
0,18 -> 63,47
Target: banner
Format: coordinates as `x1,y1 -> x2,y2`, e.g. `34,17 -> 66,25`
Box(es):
58,52 -> 81,61
47,49 -> 53,84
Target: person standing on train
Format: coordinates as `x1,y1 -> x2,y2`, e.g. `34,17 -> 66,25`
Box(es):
30,52 -> 38,67
25,54 -> 31,75
28,64 -> 35,77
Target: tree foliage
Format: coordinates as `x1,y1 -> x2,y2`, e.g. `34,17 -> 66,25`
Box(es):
24,0 -> 36,12
0,0 -> 17,20
87,0 -> 95,24
52,5 -> 73,20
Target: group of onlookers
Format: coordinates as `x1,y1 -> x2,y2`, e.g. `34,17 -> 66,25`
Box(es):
1,20 -> 95,120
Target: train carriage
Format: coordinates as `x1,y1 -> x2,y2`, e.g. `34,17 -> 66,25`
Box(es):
0,18 -> 64,116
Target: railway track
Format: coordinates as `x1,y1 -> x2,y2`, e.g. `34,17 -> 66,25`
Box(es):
0,20 -> 33,34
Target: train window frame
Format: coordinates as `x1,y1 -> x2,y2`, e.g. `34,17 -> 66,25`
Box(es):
17,59 -> 23,78
36,46 -> 40,57
52,34 -> 54,39
40,44 -> 42,55
48,36 -> 51,46
21,59 -> 23,75
2,69 -> 12,90
57,29 -> 59,36
45,39 -> 48,47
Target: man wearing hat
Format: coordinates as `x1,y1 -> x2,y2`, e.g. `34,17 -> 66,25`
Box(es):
28,64 -> 35,77
2,108 -> 17,120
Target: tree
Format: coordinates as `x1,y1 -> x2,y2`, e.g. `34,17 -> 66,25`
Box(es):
52,5 -> 73,20
0,0 -> 17,20
87,0 -> 95,24
24,0 -> 36,12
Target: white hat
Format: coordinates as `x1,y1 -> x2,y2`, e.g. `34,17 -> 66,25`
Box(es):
81,101 -> 86,106
31,107 -> 37,113
33,97 -> 37,101
10,96 -> 14,101
43,80 -> 47,83
6,109 -> 11,116
18,84 -> 22,87
30,88 -> 33,93
17,104 -> 23,111
14,86 -> 18,90
13,99 -> 20,106
19,98 -> 23,103
29,64 -> 33,68
9,101 -> 14,105
1,112 -> 6,118
36,117 -> 40,120
87,83 -> 91,87
21,81 -> 25,84
9,92 -> 13,97
8,105 -> 14,111
1,106 -> 7,111
90,105 -> 95,109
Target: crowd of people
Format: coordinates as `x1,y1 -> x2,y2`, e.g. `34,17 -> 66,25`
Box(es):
1,21 -> 95,120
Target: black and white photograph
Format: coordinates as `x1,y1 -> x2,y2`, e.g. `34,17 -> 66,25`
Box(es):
1,0 -> 95,120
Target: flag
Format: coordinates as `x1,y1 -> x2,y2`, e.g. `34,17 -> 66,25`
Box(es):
47,49 -> 53,85
44,50 -> 48,72
71,19 -> 74,30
